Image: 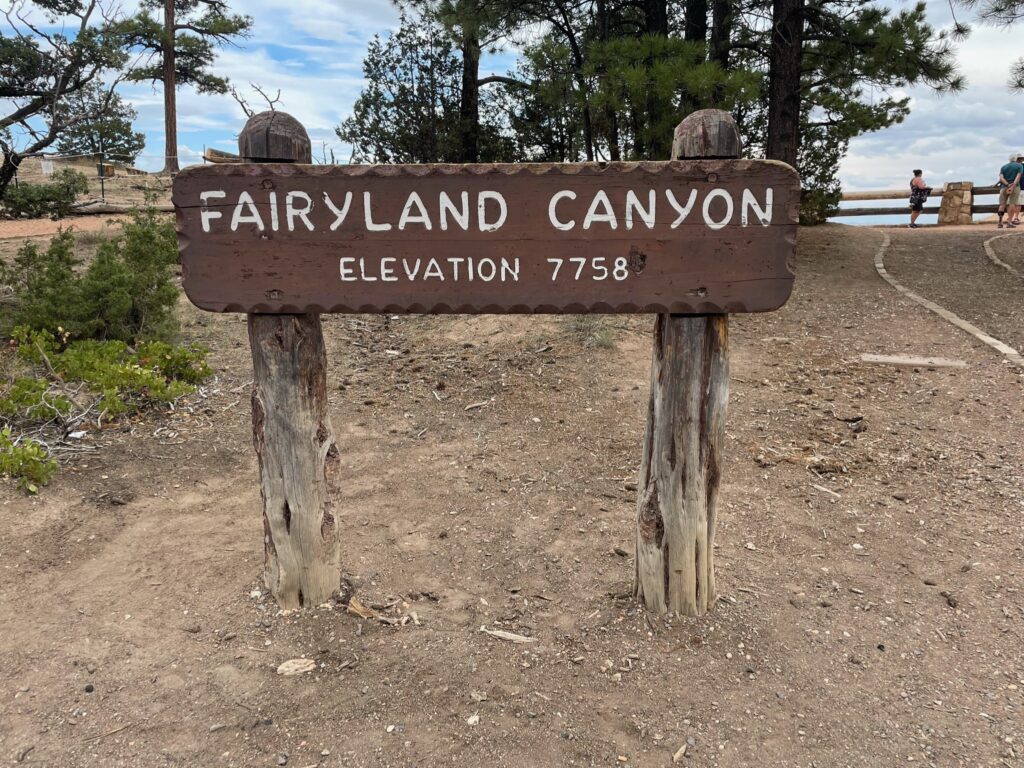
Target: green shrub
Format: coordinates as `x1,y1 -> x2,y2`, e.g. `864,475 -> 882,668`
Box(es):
12,327 -> 210,419
0,378 -> 72,421
1,169 -> 89,219
0,426 -> 57,493
0,229 -> 80,337
0,206 -> 179,341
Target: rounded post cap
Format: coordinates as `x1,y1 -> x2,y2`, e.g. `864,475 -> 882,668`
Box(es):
672,110 -> 741,160
238,110 -> 311,163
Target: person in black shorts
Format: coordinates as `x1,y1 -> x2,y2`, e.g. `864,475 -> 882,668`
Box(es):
908,169 -> 930,228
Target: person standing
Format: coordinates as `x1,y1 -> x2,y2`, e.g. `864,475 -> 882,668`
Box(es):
1013,152 -> 1024,225
908,170 -> 930,228
996,153 -> 1022,228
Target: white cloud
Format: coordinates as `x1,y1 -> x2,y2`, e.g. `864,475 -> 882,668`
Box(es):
841,12 -> 1024,190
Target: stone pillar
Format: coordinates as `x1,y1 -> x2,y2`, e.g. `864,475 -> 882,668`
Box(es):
938,182 -> 974,225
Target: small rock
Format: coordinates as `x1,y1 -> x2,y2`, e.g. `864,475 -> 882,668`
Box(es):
744,542 -> 756,551
613,547 -> 629,557
940,590 -> 958,608
276,754 -> 288,767
385,724 -> 396,733
209,723 -> 228,732
470,690 -> 488,702
673,744 -> 687,763
249,589 -> 262,599
276,658 -> 316,676
466,714 -> 480,726
923,578 -> 937,586
84,684 -> 94,693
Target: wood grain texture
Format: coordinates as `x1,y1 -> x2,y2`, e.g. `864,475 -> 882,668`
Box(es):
173,159 -> 799,315
250,313 -> 339,608
238,111 -> 311,163
240,112 -> 341,609
634,109 -> 746,616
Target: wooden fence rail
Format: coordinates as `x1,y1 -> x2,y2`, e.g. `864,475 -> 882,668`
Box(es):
835,181 -> 1002,224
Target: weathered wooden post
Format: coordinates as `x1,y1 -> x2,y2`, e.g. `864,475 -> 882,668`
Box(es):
633,110 -> 738,616
238,111 -> 340,609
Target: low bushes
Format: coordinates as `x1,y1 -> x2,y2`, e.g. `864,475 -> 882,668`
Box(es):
1,169 -> 89,220
0,206 -> 212,493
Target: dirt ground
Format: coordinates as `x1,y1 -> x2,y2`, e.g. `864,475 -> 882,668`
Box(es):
1,220 -> 1022,768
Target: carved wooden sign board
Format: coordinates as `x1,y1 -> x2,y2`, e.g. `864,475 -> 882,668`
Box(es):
173,160 -> 798,314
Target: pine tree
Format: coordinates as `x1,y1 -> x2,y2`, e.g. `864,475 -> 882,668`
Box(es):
121,0 -> 251,173
0,1 -> 130,199
55,86 -> 146,164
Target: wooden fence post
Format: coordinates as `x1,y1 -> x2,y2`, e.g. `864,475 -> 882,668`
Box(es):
239,111 -> 340,610
633,109 -> 737,616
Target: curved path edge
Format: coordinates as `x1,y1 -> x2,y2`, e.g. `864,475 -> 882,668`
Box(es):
983,232 -> 1024,278
872,230 -> 1024,368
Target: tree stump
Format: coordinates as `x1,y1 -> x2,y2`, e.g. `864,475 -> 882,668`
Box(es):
240,112 -> 340,609
633,110 -> 737,616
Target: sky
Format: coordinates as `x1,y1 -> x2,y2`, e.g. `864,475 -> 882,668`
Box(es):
10,0 -> 1024,221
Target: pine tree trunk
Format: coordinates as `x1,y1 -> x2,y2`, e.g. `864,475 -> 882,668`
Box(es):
460,32 -> 481,163
766,0 -> 803,168
645,0 -> 669,34
684,0 -> 708,43
633,109 -> 738,617
163,0 -> 179,174
710,0 -> 732,68
0,151 -> 21,202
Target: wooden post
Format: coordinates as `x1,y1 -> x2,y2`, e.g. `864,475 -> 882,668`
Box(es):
633,110 -> 737,616
239,111 -> 340,610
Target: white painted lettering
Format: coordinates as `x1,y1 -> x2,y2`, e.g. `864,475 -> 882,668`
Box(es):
583,190 -> 617,229
665,189 -> 698,228
230,191 -> 265,232
363,191 -> 392,231
403,259 -> 422,280
269,191 -> 280,231
380,257 -> 398,282
500,258 -> 520,282
323,191 -> 353,231
478,191 -> 507,232
285,191 -> 314,232
339,257 -> 357,281
398,191 -> 432,230
448,257 -> 464,280
703,189 -> 734,230
423,258 -> 445,280
358,257 -> 378,281
200,190 -> 225,232
625,190 -> 656,230
477,258 -> 497,281
548,191 -> 576,230
439,191 -> 470,231
741,188 -> 773,226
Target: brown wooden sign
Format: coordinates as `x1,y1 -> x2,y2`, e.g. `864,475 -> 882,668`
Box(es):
173,160 -> 798,314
